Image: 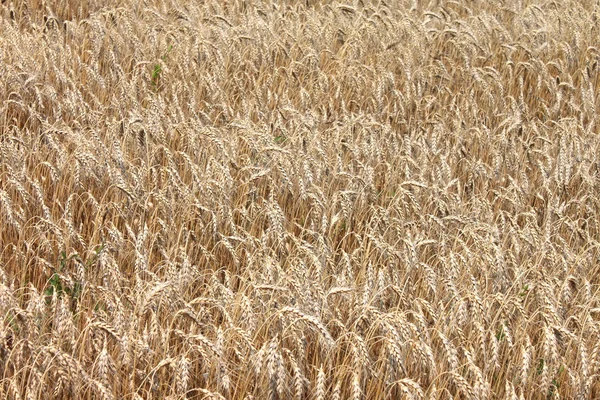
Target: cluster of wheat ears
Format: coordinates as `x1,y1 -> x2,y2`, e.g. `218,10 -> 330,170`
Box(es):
0,0 -> 599,398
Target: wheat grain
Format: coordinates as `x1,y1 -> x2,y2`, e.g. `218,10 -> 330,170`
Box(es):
314,366 -> 326,400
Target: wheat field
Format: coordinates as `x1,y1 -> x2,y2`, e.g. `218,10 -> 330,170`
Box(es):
1,0 -> 600,398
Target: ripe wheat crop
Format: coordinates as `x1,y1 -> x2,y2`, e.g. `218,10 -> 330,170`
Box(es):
1,0 -> 600,398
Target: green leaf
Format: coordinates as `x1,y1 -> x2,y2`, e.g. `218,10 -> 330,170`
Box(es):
274,135 -> 286,144
152,64 -> 162,85
45,272 -> 63,300
519,284 -> 529,297
496,327 -> 505,341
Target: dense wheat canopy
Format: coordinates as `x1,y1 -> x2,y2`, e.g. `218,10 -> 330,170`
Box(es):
1,0 -> 600,398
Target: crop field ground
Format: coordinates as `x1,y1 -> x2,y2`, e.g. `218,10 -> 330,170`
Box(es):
1,0 -> 600,398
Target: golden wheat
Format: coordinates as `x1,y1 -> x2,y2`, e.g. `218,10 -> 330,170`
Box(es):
1,0 -> 600,398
